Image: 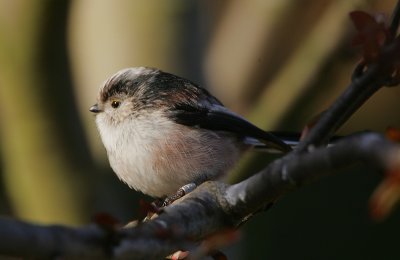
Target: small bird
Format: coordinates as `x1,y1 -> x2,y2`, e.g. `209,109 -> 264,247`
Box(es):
90,67 -> 291,199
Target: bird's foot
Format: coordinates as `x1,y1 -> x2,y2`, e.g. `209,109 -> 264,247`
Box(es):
162,183 -> 197,207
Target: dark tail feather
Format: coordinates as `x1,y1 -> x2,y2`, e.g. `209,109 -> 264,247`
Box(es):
248,131 -> 341,153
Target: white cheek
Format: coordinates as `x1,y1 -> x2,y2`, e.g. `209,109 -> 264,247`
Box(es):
95,113 -> 119,153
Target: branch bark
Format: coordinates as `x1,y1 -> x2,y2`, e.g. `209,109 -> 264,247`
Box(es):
0,133 -> 399,259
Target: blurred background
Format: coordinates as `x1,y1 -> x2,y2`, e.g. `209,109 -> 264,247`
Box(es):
0,0 -> 399,259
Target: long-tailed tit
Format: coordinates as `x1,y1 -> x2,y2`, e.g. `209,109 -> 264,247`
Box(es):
90,67 -> 291,199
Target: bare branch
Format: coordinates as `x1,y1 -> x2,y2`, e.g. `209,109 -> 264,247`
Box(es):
225,133 -> 397,218
116,133 -> 400,258
297,1 -> 400,152
1,133 -> 399,259
0,217 -> 108,258
389,0 -> 400,36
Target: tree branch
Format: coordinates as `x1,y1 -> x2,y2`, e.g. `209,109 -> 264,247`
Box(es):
296,1 -> 400,151
0,218 -> 107,258
389,0 -> 400,36
1,133 -> 399,259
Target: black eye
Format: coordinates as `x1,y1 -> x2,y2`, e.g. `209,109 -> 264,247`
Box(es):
111,100 -> 121,108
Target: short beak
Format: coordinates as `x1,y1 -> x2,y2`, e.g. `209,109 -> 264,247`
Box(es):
89,104 -> 102,113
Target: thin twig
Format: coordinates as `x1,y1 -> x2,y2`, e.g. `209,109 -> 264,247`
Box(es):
295,63 -> 382,152
296,0 -> 400,152
225,133 -> 398,218
389,0 -> 400,36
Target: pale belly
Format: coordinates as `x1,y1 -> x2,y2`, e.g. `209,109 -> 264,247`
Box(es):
100,116 -> 242,197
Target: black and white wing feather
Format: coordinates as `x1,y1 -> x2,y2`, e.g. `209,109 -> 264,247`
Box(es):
169,102 -> 292,153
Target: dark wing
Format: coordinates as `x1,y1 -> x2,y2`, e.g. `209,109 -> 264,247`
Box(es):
169,103 -> 292,153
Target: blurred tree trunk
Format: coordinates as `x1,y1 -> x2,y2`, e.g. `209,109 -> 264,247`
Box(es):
0,0 -> 91,225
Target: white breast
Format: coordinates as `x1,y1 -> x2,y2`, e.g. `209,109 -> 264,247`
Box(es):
96,111 -> 242,197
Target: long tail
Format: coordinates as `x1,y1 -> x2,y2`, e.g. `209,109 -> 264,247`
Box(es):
245,131 -> 340,153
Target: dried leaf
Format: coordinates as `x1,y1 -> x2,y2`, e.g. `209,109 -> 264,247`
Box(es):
350,11 -> 390,62
370,169 -> 400,220
92,212 -> 120,231
167,250 -> 189,260
138,199 -> 160,220
386,127 -> 400,142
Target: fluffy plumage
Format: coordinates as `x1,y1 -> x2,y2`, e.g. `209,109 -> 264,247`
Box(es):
91,67 -> 290,198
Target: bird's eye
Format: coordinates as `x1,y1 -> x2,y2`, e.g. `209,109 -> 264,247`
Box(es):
111,100 -> 121,108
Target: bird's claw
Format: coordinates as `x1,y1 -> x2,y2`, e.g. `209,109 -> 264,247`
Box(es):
162,183 -> 197,207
